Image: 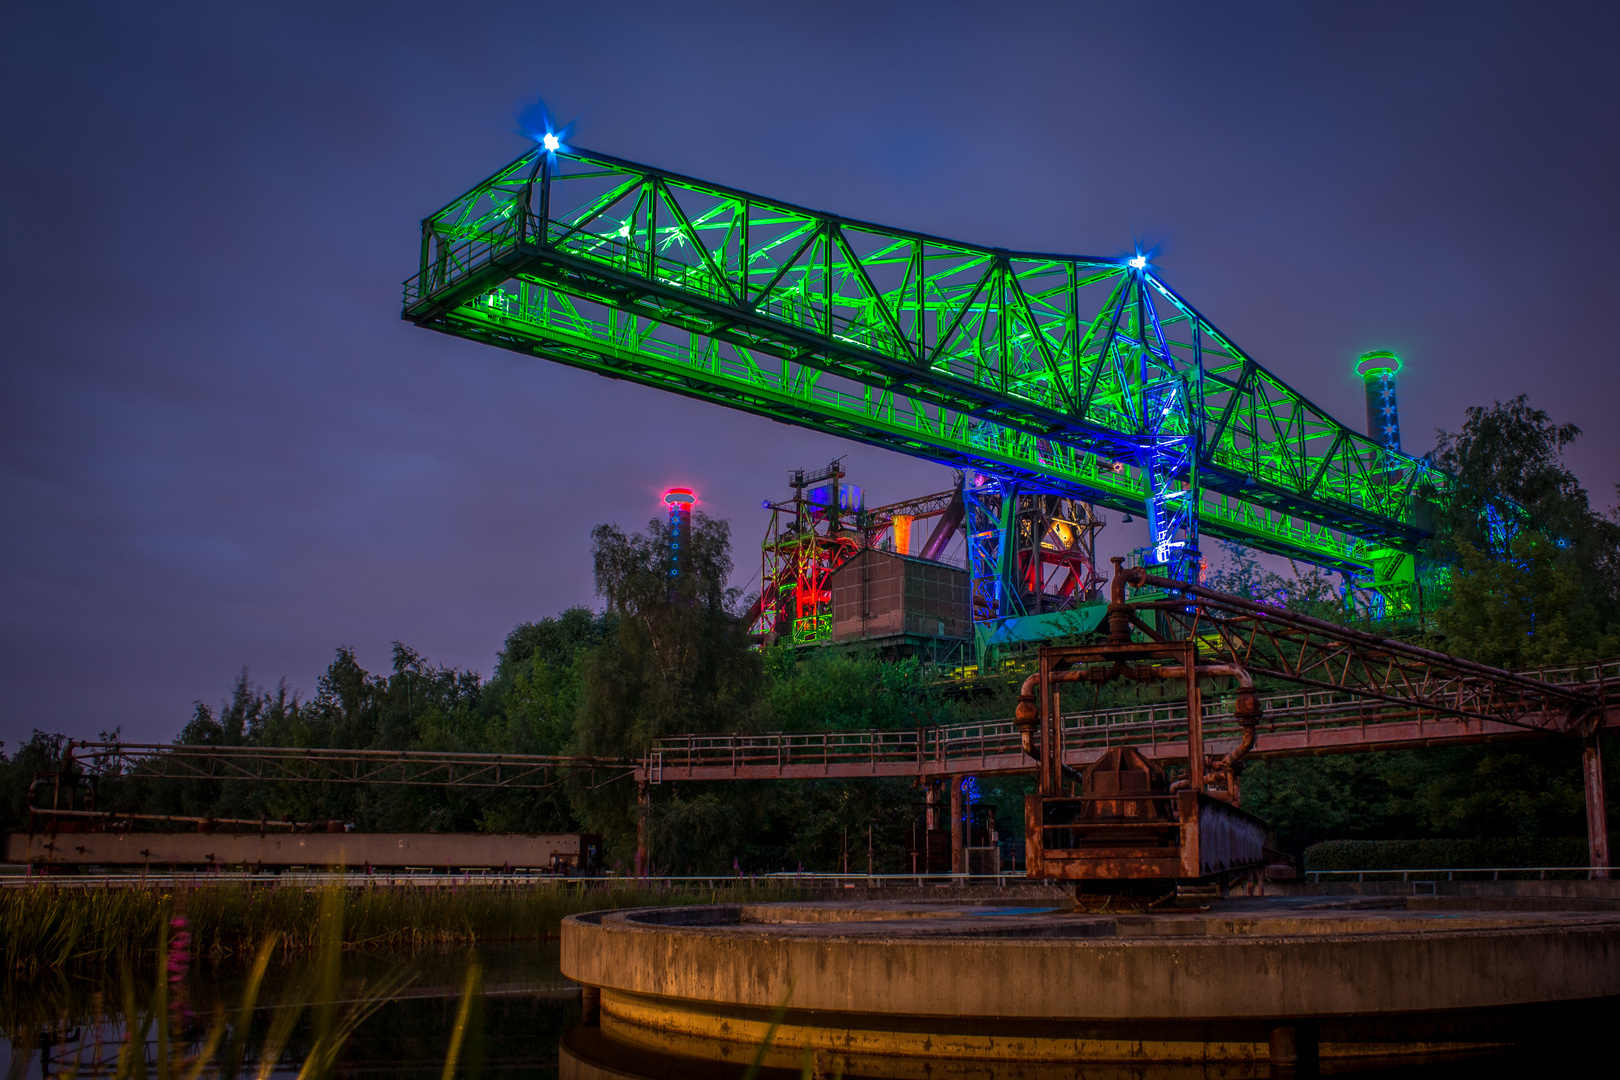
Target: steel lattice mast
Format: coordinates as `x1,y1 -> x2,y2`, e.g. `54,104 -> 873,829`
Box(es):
403,145 -> 1446,586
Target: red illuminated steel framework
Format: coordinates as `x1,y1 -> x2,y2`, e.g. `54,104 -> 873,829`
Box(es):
753,460 -> 965,644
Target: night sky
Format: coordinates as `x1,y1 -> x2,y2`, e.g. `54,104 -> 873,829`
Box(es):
3,2 -> 1617,745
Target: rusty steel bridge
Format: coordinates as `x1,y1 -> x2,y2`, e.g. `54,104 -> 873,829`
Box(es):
51,571 -> 1618,877
648,663 -> 1619,784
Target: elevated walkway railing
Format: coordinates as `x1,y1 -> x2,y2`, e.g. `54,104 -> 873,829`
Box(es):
651,658 -> 1619,780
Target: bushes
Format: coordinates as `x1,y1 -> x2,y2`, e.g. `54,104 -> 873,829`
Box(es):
1303,837 -> 1590,874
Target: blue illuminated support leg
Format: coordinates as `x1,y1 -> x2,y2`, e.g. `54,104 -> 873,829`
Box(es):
964,477 -> 1001,628
1123,260 -> 1203,590
995,483 -> 1024,619
1141,377 -> 1201,588
965,476 -> 1035,669
966,477 -> 1029,623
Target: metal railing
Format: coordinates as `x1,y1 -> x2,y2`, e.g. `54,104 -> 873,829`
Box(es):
651,663 -> 1618,778
66,742 -> 634,789
0,870 -> 1035,890
1305,867 -> 1604,882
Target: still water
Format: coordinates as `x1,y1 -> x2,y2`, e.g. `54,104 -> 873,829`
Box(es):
0,944 -> 1605,1079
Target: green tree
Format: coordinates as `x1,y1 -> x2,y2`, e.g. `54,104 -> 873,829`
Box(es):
761,647 -> 954,732
569,512 -> 762,862
486,607 -> 615,756
0,731 -> 71,834
1428,395 -> 1620,666
1204,541 -> 1352,623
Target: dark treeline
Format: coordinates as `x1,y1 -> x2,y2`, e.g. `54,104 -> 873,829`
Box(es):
4,398 -> 1618,866
0,514 -> 1025,874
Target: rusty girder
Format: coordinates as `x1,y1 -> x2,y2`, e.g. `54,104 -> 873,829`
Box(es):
65,741 -> 636,791
1124,569 -> 1610,737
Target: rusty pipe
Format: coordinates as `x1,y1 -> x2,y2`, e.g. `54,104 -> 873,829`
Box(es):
1153,663 -> 1258,801
1015,730 -> 1087,785
1014,664 -> 1124,740
1014,670 -> 1095,783
1210,665 -> 1259,776
1107,557 -> 1133,643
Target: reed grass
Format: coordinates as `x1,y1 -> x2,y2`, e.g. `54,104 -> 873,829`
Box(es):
0,878 -> 802,976
6,887 -> 426,1080
6,886 -> 832,1080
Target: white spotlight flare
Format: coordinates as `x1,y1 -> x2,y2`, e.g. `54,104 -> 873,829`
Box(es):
542,133 -> 560,152
1127,254 -> 1148,270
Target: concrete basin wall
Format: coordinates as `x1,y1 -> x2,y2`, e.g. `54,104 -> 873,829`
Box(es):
562,902 -> 1620,1021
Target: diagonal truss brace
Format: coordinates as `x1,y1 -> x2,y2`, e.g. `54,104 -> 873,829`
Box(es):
66,743 -> 637,791
1124,570 -> 1611,735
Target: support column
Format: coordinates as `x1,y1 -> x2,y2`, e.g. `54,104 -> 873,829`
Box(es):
995,485 -> 1022,618
1583,734 -> 1610,880
1185,646 -> 1204,795
580,985 -> 601,1026
1268,1022 -> 1318,1077
950,775 -> 964,875
635,780 -> 649,879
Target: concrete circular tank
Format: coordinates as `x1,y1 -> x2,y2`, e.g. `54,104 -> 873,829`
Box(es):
561,897 -> 1620,1075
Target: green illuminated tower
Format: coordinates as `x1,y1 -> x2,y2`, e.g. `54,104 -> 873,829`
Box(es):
1355,350 -> 1403,454
1355,350 -> 1416,613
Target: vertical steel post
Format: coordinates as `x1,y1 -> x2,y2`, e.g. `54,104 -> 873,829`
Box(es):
1039,653 -> 1057,796
996,484 -> 1021,618
635,780 -> 649,879
537,151 -> 552,244
950,775 -> 964,875
1186,643 -> 1204,794
1052,689 -> 1062,793
1583,734 -> 1610,879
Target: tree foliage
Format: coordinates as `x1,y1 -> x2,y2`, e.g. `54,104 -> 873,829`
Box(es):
565,512 -> 763,859
573,513 -> 760,759
1240,395 -> 1620,851
1203,541 -> 1350,622
8,395 -> 1615,868
1428,395 -> 1620,666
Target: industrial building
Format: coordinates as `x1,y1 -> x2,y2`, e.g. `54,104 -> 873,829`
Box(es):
827,548 -> 970,658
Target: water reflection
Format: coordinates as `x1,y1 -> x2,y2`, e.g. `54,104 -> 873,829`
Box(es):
562,1025 -> 1594,1080
4,947 -> 1612,1080
1,942 -> 577,1079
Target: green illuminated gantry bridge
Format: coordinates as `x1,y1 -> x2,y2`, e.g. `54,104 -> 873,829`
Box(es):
402,144 -> 1442,600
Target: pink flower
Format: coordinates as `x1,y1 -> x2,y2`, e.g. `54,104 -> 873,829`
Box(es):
168,914 -> 191,982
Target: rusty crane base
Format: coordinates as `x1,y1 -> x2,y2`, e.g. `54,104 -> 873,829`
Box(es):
1014,615 -> 1272,884
1013,557 -> 1613,885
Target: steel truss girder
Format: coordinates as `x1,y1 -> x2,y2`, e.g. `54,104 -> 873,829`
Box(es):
67,743 -> 635,791
1128,572 -> 1610,735
404,146 -> 1449,573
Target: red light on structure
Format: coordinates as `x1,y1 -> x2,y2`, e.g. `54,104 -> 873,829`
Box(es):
664,488 -> 696,506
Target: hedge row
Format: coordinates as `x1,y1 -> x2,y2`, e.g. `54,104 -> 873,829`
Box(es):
1303,837 -> 1589,872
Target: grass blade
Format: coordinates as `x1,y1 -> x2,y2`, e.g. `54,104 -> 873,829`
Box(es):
222,932 -> 280,1080
741,983 -> 793,1080
179,1014 -> 227,1080
440,958 -> 483,1080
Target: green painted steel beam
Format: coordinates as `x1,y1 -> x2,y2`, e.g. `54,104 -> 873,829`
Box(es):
404,146 -> 1448,574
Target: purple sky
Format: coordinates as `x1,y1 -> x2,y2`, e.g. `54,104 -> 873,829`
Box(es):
3,2 -> 1617,745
